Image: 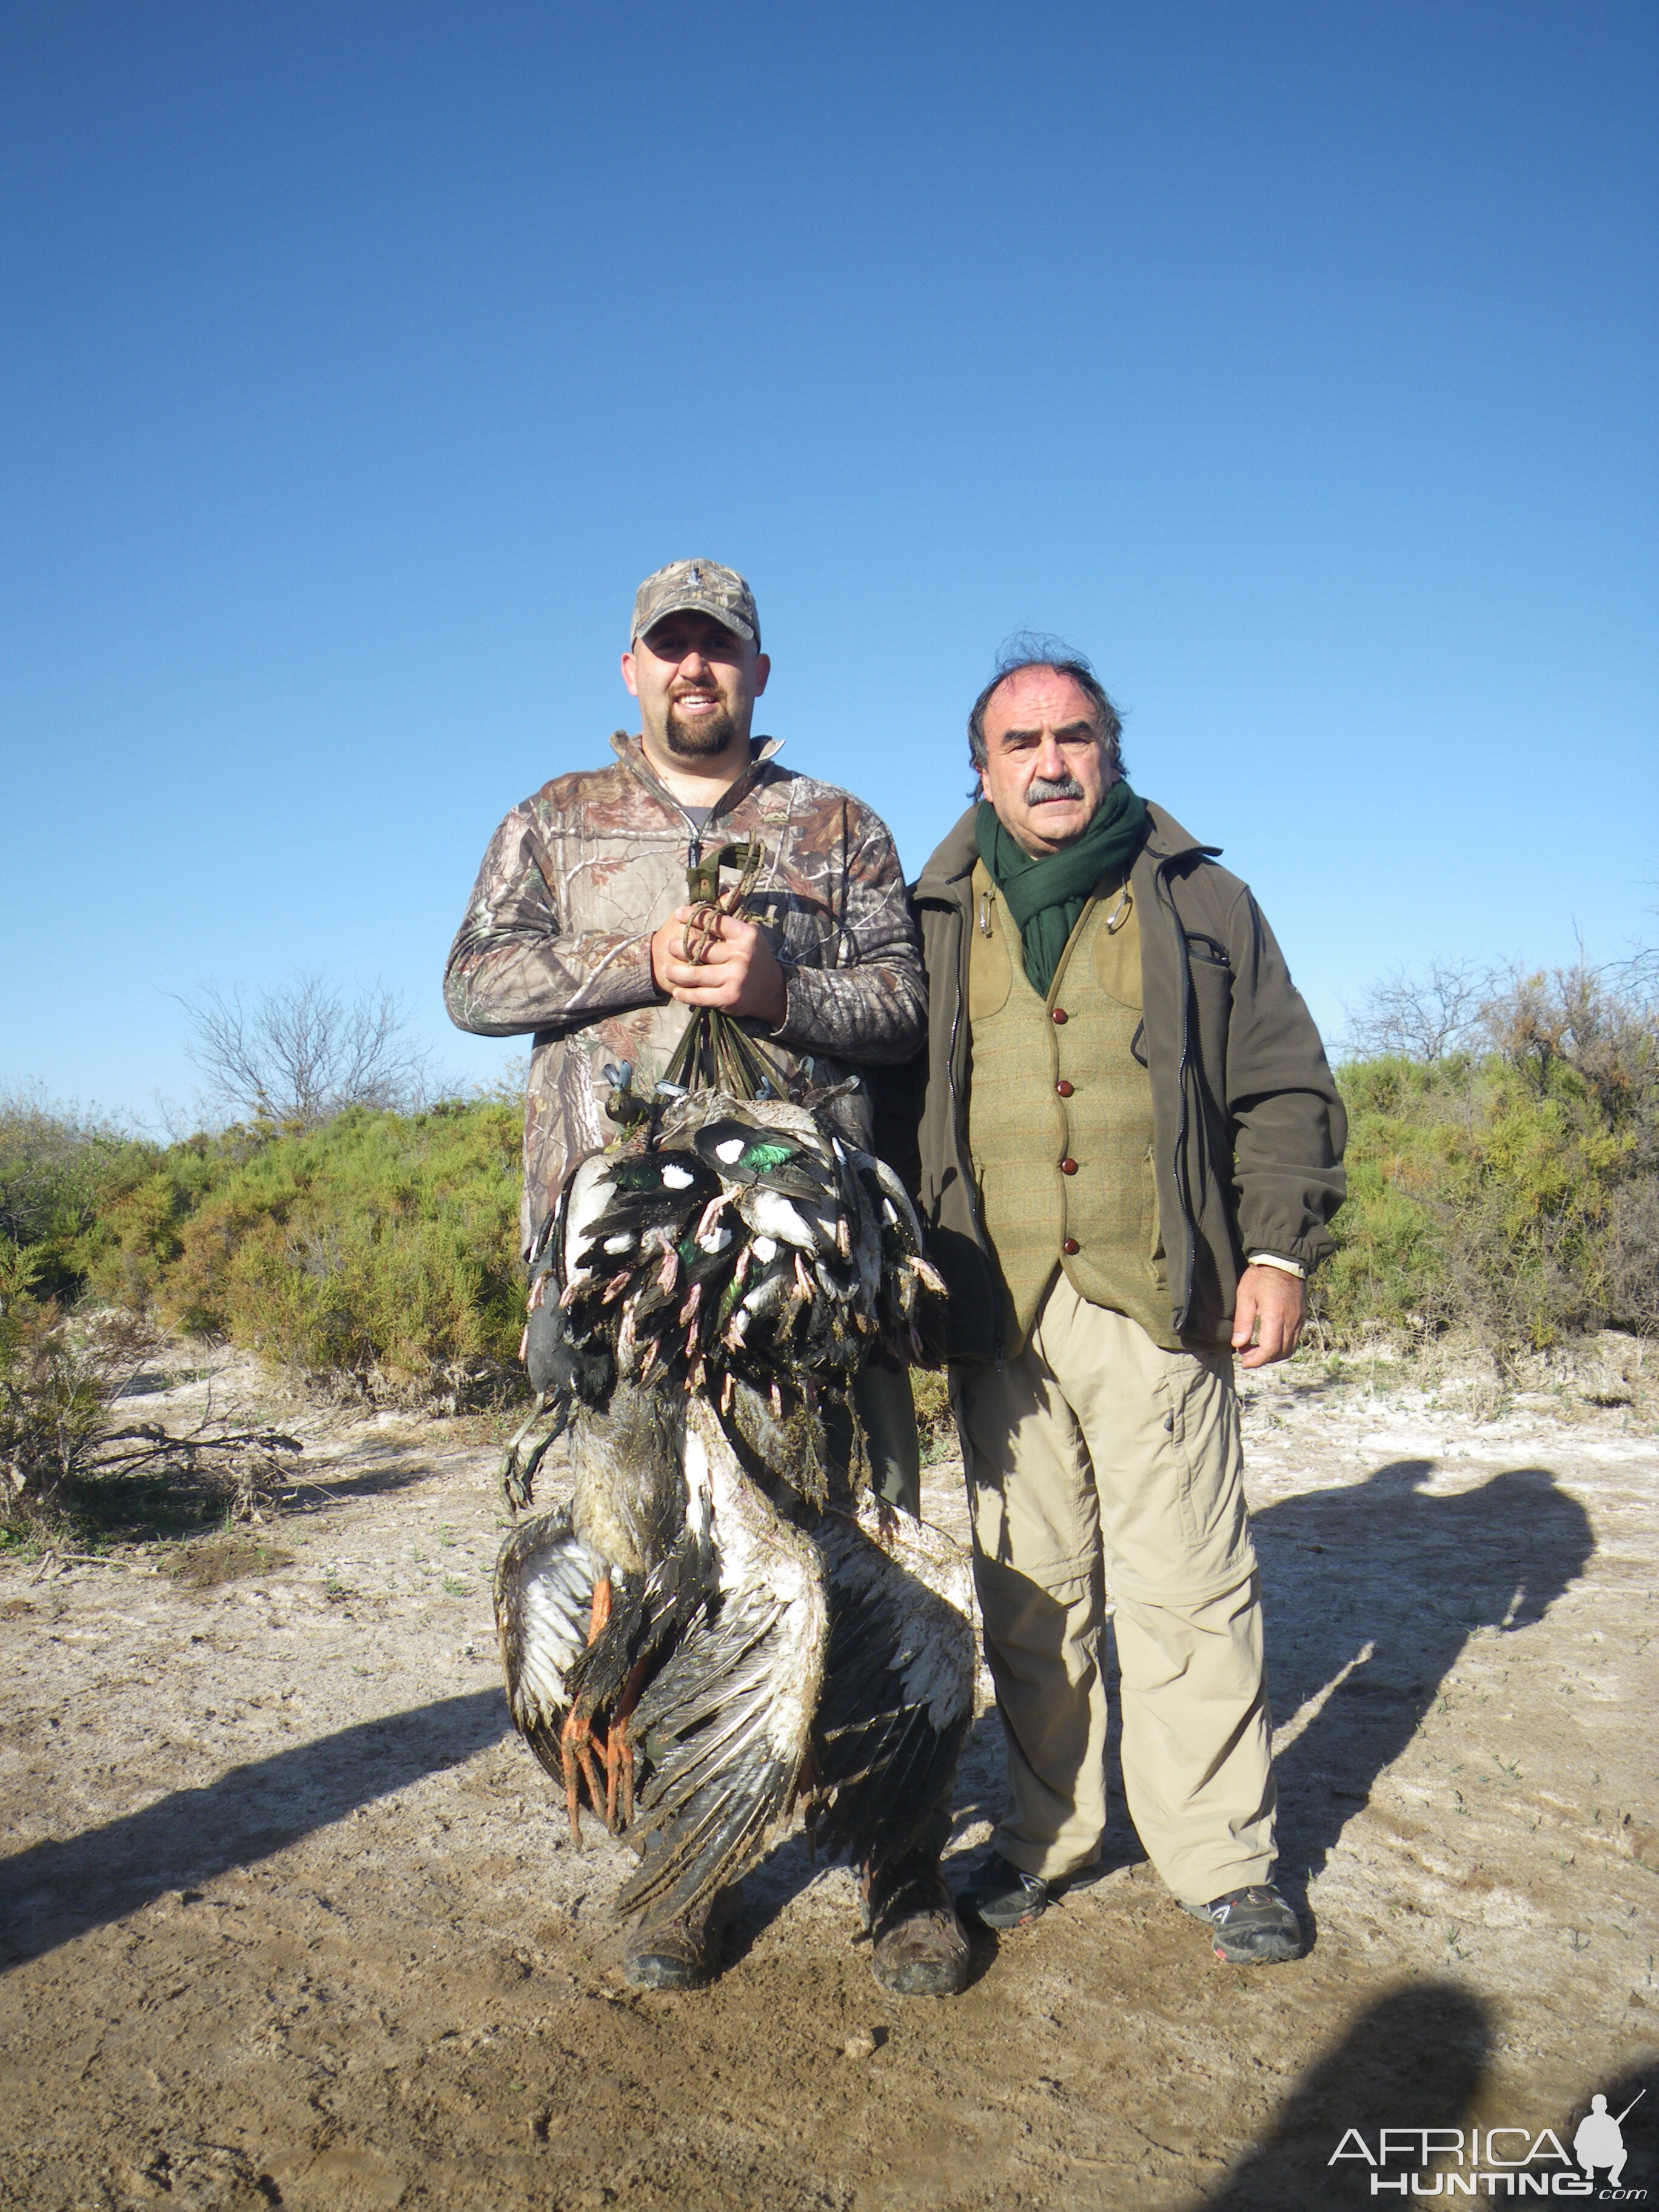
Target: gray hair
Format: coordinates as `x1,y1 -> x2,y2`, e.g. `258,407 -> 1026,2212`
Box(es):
967,632 -> 1127,780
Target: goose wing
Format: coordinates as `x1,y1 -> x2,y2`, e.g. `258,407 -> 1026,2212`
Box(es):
802,1504 -> 976,1871
497,1497 -> 723,1838
494,1506 -> 609,1785
853,1489 -> 978,1623
614,1397 -> 830,1925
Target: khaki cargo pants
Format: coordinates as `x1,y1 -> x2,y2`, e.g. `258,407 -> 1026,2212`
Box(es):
953,1275 -> 1277,1905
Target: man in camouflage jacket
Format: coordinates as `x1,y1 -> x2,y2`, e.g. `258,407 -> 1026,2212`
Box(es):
444,567 -> 925,1259
444,559 -> 970,1998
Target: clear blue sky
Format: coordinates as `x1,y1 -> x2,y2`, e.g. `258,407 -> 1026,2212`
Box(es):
4,2 -> 1655,1122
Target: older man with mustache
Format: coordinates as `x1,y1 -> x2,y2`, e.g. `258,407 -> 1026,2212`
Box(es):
908,638 -> 1346,1965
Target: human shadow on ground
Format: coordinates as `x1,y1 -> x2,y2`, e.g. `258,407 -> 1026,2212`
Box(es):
0,1689 -> 509,1972
1250,1459 -> 1594,1889
1185,1980 -> 1490,2211
991,1457 -> 1595,1914
672,1457 -> 1595,1970
1184,1983 -> 1659,2211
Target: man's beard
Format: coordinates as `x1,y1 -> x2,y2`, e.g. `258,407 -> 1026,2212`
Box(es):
665,695 -> 740,756
1026,773 -> 1087,805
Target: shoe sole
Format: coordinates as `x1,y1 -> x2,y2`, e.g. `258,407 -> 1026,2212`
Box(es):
870,1954 -> 971,1997
1210,1934 -> 1303,1965
622,1954 -> 717,1990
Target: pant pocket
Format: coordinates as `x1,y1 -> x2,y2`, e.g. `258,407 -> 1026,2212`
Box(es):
1168,1348 -> 1251,1577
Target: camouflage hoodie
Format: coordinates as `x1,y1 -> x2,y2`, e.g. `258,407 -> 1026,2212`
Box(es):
444,732 -> 927,1255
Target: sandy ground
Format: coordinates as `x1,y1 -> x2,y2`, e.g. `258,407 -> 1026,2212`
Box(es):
2,1345 -> 1657,2211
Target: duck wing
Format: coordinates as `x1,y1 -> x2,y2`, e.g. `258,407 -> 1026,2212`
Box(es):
843,1147 -> 949,1367
614,1397 -> 830,1925
802,1504 -> 976,1873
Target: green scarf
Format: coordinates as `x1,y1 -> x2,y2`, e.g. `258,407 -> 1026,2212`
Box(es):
975,783 -> 1150,997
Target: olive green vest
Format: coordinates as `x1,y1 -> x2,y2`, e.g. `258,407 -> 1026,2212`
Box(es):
967,859 -> 1176,1355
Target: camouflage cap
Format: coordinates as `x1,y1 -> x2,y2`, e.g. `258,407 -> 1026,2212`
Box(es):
631,558 -> 760,649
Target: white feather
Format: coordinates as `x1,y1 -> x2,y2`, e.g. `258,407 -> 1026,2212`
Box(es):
739,1187 -> 816,1247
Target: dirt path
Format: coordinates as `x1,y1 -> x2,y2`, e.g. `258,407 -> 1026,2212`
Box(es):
3,1349 -> 1657,2211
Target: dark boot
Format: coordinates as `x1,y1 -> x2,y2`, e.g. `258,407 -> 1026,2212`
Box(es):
863,1847 -> 971,1998
623,1880 -> 739,1990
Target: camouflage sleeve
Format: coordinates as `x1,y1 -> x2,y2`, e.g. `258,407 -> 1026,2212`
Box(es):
443,808 -> 660,1038
769,800 -> 926,1067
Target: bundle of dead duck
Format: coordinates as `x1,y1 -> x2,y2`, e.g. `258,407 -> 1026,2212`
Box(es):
557,1087 -> 945,1406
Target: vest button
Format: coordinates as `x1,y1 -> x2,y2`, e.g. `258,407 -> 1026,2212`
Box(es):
1062,1238 -> 1080,1256
1059,1157 -> 1078,1175
1051,1007 -> 1068,1024
1056,1079 -> 1074,1098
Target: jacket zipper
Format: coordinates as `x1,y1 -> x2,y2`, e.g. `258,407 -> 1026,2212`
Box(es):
1158,851 -> 1198,1337
620,743 -> 765,874
944,889 -> 1004,1363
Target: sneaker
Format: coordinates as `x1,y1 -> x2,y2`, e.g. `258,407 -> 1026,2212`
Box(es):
954,1851 -> 1061,1932
866,1862 -> 972,1997
1184,1883 -> 1303,1965
622,1884 -> 737,1991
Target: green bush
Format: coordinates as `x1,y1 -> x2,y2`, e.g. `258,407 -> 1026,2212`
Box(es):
5,953 -> 1654,1412
1318,961 -> 1658,1359
1,1091 -> 525,1399
86,1101 -> 527,1391
0,1299 -> 112,1505
0,1090 -> 159,1305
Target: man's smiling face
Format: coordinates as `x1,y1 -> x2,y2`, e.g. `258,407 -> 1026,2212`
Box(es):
622,610 -> 770,762
977,666 -> 1113,856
